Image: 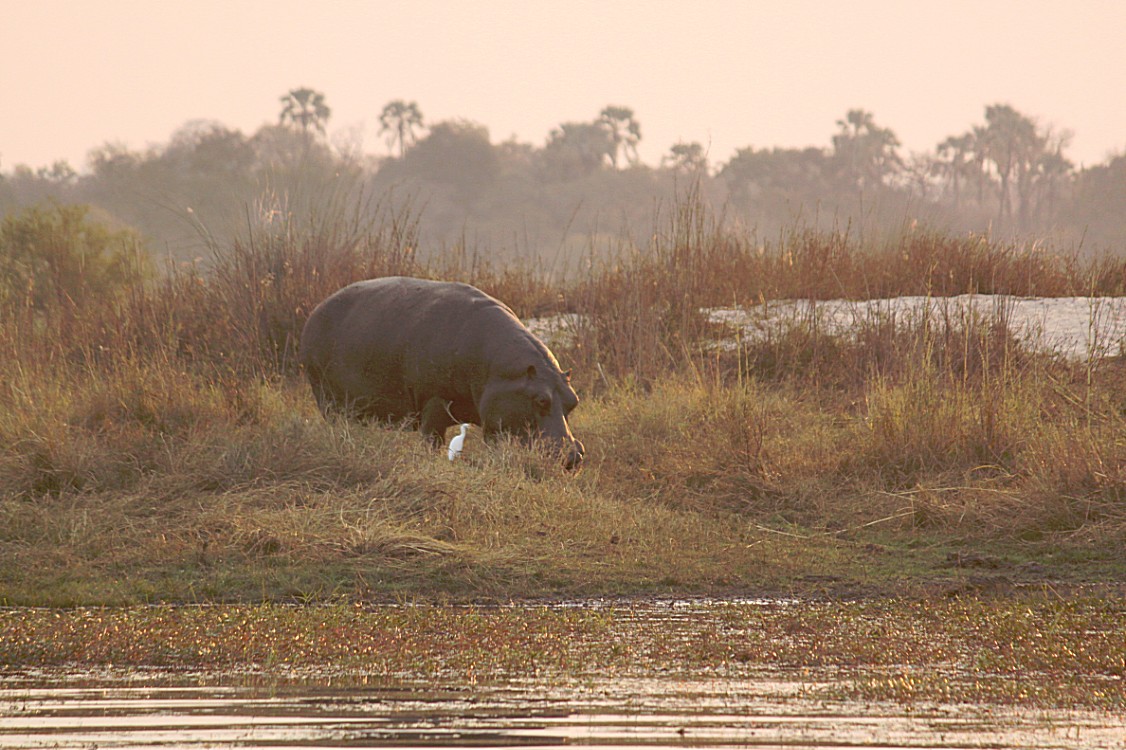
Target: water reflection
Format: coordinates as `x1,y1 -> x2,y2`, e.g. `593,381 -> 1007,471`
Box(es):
2,669 -> 1122,748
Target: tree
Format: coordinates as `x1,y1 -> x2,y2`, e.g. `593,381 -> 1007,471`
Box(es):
831,109 -> 902,191
929,106 -> 1077,233
934,132 -> 975,211
662,142 -> 708,173
89,142 -> 142,181
389,119 -> 499,197
278,87 -> 331,136
599,105 -> 642,168
165,121 -> 255,177
980,104 -> 1039,227
966,125 -> 992,207
1029,134 -> 1073,224
35,161 -> 77,185
157,122 -> 259,242
1072,155 -> 1126,249
903,152 -> 937,201
973,104 -> 1075,230
720,146 -> 834,217
379,100 -> 425,158
540,121 -> 616,180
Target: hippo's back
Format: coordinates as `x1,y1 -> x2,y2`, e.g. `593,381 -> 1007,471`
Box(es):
298,277 -> 524,420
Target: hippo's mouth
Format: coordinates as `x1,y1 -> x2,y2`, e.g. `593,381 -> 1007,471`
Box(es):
489,427 -> 585,471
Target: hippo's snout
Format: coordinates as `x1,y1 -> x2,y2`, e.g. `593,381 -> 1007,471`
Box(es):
563,439 -> 585,471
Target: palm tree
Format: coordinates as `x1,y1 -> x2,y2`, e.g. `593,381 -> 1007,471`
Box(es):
969,125 -> 990,206
936,132 -> 974,210
379,100 -> 425,158
981,104 -> 1038,227
278,87 -> 331,136
1032,145 -> 1073,224
599,106 -> 642,168
832,109 -> 902,191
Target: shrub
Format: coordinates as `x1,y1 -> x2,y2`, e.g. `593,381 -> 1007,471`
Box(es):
0,202 -> 150,310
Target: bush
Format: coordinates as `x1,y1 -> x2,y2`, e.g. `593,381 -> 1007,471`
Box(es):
0,203 -> 150,310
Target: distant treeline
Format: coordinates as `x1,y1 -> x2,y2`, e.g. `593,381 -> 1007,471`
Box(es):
2,91 -> 1124,264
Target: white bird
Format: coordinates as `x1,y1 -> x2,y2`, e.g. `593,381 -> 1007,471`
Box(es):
448,423 -> 470,461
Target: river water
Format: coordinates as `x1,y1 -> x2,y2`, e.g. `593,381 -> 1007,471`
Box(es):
3,666 -> 1123,748
528,295 -> 1126,361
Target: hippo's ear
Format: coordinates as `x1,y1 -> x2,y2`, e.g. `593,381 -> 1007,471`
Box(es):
526,365 -> 537,379
562,369 -> 572,381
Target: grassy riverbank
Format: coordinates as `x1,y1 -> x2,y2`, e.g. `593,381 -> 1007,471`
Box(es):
2,195 -> 1125,605
1,377 -> 1123,606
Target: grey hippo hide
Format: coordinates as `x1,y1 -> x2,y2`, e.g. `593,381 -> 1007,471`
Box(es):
299,276 -> 585,470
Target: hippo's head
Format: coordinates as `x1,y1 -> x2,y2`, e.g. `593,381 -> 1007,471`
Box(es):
479,364 -> 585,470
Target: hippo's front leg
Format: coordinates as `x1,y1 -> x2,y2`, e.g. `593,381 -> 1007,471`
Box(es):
419,397 -> 456,447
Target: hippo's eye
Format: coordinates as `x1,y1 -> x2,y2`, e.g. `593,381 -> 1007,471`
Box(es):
534,395 -> 551,414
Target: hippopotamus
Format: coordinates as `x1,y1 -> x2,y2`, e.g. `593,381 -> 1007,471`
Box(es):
299,276 -> 585,469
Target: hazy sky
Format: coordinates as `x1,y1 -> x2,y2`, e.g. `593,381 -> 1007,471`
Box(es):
3,0 -> 1125,173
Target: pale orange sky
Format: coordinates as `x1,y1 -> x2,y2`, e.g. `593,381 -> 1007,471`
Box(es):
3,0 -> 1124,172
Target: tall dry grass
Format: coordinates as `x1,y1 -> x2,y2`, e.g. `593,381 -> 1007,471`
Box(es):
1,188 -> 1124,603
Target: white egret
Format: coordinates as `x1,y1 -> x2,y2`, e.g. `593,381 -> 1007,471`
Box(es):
448,423 -> 470,461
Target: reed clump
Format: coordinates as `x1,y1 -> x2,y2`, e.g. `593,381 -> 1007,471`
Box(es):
1,191 -> 1124,604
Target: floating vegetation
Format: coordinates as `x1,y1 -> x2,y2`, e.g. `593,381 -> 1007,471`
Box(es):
2,596 -> 1122,710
